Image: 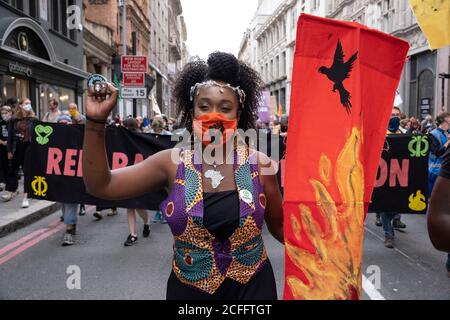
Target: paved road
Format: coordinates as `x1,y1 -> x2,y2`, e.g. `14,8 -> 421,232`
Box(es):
0,207 -> 448,300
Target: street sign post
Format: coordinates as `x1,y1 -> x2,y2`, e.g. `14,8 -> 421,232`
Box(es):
121,87 -> 147,99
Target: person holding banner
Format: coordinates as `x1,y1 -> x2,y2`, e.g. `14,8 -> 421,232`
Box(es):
428,112 -> 450,195
83,52 -> 284,300
122,118 -> 151,247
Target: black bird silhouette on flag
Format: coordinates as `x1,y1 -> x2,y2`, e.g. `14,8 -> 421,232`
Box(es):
318,40 -> 358,114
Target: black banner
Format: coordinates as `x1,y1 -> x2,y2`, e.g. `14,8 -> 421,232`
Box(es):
369,134 -> 429,214
25,123 -> 427,213
25,122 -> 176,210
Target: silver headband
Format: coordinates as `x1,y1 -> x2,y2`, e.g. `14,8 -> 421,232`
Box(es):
189,80 -> 246,106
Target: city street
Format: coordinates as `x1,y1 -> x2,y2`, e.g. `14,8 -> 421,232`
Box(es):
0,206 -> 448,300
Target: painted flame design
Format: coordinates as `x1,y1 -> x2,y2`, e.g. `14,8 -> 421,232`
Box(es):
286,127 -> 365,300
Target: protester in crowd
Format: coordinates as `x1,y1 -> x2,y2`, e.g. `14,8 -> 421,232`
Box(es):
5,97 -> 20,114
406,117 -> 421,134
280,115 -> 288,138
421,114 -> 435,134
0,106 -> 13,192
428,112 -> 450,196
392,106 -> 401,118
150,118 -> 172,136
3,98 -> 38,208
113,113 -> 121,126
42,99 -> 62,123
377,116 -> 404,247
122,118 -> 151,246
55,114 -> 80,246
68,103 -> 86,124
142,116 -> 151,132
427,142 -> 450,278
399,118 -> 410,134
135,116 -> 144,131
83,52 -> 283,300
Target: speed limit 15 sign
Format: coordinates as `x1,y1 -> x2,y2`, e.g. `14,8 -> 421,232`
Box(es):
121,87 -> 147,99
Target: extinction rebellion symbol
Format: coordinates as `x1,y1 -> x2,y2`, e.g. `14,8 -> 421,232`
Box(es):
35,125 -> 53,145
31,176 -> 48,197
408,136 -> 429,157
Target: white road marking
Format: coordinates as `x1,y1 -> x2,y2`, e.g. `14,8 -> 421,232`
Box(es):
362,274 -> 386,300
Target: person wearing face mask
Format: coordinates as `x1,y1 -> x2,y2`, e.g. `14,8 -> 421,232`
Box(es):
82,52 -> 283,300
0,106 -> 13,192
68,103 -> 86,124
3,99 -> 38,207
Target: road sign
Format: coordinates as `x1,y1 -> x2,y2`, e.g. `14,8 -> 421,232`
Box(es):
123,73 -> 145,87
121,87 -> 147,99
121,56 -> 147,73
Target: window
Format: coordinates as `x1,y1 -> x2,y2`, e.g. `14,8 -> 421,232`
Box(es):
291,7 -> 297,29
270,60 -> 273,79
276,56 -> 279,78
282,51 -> 286,76
50,0 -> 76,41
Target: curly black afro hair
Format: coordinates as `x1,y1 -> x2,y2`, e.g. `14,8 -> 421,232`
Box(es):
174,51 -> 263,132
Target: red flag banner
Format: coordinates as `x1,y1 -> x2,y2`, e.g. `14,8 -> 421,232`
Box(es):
283,14 -> 409,300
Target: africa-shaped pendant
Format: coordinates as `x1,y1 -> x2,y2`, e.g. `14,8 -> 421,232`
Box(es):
205,169 -> 224,189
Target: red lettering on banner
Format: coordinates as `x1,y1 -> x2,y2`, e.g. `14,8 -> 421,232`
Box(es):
112,152 -> 129,169
134,153 -> 144,164
47,148 -> 63,175
375,159 -> 388,187
389,159 -> 409,187
63,149 -> 78,176
77,150 -> 83,177
375,158 -> 409,187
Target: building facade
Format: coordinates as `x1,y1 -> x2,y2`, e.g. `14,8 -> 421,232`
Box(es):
84,0 -> 154,119
239,0 -> 327,117
327,0 -> 450,119
0,0 -> 88,118
149,0 -> 169,116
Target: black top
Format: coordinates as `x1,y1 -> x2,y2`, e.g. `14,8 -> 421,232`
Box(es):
203,190 -> 240,242
166,190 -> 277,300
439,145 -> 450,179
0,119 -> 8,142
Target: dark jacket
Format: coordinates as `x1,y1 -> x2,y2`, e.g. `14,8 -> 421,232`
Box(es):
7,116 -> 38,154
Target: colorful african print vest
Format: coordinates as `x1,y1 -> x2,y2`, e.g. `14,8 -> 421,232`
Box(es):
159,144 -> 268,294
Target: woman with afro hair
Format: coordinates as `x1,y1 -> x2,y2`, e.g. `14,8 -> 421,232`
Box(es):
82,52 -> 284,300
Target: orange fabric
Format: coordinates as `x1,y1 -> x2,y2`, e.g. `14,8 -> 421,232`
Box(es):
283,14 -> 409,300
193,112 -> 238,145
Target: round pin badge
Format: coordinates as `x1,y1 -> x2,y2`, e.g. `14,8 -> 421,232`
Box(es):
240,189 -> 253,204
87,74 -> 108,98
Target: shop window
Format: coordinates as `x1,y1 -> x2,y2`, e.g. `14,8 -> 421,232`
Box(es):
2,75 -> 30,101
39,83 -> 75,118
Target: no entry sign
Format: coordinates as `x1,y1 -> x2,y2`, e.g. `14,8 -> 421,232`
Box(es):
121,56 -> 147,73
123,73 -> 145,87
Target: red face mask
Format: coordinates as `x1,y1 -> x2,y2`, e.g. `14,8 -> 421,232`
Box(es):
193,112 -> 238,145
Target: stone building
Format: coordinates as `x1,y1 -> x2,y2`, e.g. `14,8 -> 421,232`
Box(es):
84,0 -> 153,118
